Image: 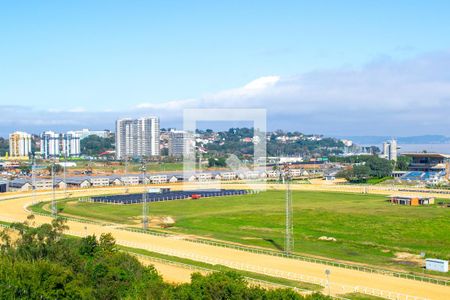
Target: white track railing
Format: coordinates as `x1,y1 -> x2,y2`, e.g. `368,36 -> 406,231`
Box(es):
65,230 -> 428,300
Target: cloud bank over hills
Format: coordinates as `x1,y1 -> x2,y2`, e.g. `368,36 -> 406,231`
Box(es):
2,51 -> 450,137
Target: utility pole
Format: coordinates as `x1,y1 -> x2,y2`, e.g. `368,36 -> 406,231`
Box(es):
51,160 -> 57,216
141,159 -> 148,230
283,164 -> 294,254
31,154 -> 36,205
124,155 -> 129,188
63,151 -> 67,198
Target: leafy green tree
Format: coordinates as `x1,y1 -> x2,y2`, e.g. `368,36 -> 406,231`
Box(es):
208,157 -> 227,167
79,235 -> 98,257
365,156 -> 394,178
0,137 -> 8,156
47,163 -> 63,174
80,135 -> 115,156
0,219 -> 333,300
396,155 -> 412,171
99,233 -> 117,253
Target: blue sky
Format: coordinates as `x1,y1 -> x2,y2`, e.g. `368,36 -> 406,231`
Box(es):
1,1 -> 450,136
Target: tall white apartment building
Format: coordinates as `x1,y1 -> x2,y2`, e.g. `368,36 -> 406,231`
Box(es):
62,131 -> 81,157
116,117 -> 160,160
9,131 -> 32,158
41,131 -> 60,158
168,130 -> 194,157
381,139 -> 398,161
41,131 -> 81,158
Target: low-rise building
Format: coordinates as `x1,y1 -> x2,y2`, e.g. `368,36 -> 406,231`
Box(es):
168,175 -> 178,183
221,172 -> 237,180
34,179 -> 54,190
9,179 -> 32,191
120,176 -> 140,185
110,177 -> 123,186
0,180 -> 8,193
90,177 -> 110,187
197,173 -> 212,181
149,175 -> 168,184
388,195 -> 435,206
66,178 -> 91,188
244,171 -> 260,180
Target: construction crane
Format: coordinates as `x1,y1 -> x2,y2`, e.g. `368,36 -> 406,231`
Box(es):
281,163 -> 294,254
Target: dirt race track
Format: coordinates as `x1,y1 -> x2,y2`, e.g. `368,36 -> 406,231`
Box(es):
1,183 -> 450,299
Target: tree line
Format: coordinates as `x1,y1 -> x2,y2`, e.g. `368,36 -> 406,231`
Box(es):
332,155 -> 412,183
0,217 -> 331,300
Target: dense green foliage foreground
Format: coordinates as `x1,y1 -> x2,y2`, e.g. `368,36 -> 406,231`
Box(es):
0,218 -> 329,300
58,190 -> 450,272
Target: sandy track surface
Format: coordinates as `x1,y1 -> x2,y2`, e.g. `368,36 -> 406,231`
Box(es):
138,257 -> 201,284
1,185 -> 449,299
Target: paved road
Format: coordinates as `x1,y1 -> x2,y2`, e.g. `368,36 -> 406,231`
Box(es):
0,185 -> 449,299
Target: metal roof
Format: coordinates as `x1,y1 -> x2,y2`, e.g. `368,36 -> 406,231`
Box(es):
402,153 -> 450,158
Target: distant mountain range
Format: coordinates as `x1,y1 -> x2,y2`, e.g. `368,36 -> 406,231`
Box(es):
338,135 -> 450,145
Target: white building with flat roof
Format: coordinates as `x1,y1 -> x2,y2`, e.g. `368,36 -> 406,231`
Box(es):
116,117 -> 160,160
9,131 -> 32,158
62,131 -> 81,157
41,131 -> 81,158
72,128 -> 110,140
168,130 -> 194,157
381,139 -> 398,161
41,131 -> 60,158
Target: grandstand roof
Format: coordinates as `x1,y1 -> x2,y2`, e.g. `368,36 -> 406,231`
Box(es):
402,153 -> 450,158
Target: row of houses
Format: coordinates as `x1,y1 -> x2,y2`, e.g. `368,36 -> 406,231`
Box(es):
4,169 -> 323,191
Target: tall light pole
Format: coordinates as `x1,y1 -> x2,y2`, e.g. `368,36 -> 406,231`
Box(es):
141,160 -> 148,230
325,269 -> 331,296
51,159 -> 57,216
282,164 -> 294,254
63,151 -> 67,198
31,154 -> 36,205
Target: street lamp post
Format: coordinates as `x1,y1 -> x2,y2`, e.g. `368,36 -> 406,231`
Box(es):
325,269 -> 331,296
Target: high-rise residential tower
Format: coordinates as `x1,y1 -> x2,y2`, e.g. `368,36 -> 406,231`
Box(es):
168,130 -> 194,157
41,131 -> 60,158
381,139 -> 398,161
62,131 -> 81,157
9,131 -> 32,158
41,131 -> 81,158
115,117 -> 160,160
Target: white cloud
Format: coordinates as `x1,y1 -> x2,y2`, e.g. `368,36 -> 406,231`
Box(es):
243,76 -> 280,90
2,51 -> 450,136
134,51 -> 450,135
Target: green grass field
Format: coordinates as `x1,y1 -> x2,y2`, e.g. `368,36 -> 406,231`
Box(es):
55,190 -> 450,274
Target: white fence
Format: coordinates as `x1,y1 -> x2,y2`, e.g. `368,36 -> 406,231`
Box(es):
64,229 -> 428,300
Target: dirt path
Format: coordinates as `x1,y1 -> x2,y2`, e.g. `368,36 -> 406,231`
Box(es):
0,186 -> 449,299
